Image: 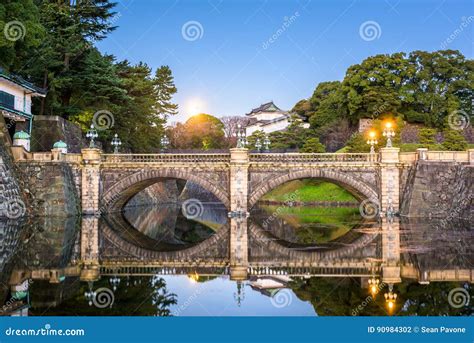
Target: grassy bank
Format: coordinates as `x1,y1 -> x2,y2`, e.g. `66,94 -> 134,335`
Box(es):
261,179 -> 357,203
259,205 -> 361,243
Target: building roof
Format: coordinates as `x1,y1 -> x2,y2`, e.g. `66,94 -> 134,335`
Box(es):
0,67 -> 46,96
246,114 -> 290,128
245,101 -> 284,116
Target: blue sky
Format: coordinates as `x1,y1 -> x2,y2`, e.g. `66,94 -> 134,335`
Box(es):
97,0 -> 473,122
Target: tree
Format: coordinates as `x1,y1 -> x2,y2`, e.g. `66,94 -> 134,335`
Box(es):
300,138 -> 325,153
418,128 -> 437,145
442,129 -> 468,151
170,114 -> 225,150
0,0 -> 45,70
221,116 -> 249,147
247,130 -> 266,149
154,65 -> 178,120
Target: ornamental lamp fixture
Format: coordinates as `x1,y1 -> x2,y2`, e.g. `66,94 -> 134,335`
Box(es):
367,276 -> 380,296
382,121 -> 395,148
236,124 -> 247,148
86,124 -> 98,148
111,134 -> 122,154
366,130 -> 378,154
160,134 -> 170,152
255,137 -> 262,152
384,284 -> 398,312
263,135 -> 271,152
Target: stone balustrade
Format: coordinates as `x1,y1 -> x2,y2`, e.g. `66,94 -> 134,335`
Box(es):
249,152 -> 375,164
101,153 -> 230,164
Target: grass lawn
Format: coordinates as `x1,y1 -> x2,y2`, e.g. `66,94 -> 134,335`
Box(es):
261,179 -> 358,203
259,205 -> 361,243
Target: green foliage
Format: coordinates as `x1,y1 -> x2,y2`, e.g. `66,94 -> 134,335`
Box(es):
247,130 -> 266,149
2,0 -> 178,153
345,133 -> 371,153
442,129 -> 468,151
295,50 -> 472,152
300,137 -> 325,153
261,179 -> 357,203
418,128 -> 437,144
170,114 -> 225,150
399,143 -> 444,152
267,121 -> 315,150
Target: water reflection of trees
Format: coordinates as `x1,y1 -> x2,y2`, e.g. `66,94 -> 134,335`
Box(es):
290,278 -> 473,316
30,276 -> 177,316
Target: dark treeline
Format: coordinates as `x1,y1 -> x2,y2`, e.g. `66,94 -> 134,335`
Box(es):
1,0 -> 177,152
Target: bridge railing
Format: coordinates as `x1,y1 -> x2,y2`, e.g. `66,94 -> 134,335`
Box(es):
101,153 -> 231,164
425,151 -> 469,162
249,153 -> 375,164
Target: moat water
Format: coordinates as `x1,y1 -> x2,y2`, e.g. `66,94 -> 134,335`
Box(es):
0,202 -> 472,316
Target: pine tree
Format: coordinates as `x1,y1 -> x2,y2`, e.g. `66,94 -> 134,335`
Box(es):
154,66 -> 178,120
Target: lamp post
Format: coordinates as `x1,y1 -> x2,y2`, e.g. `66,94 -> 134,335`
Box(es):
384,284 -> 397,312
233,281 -> 245,307
382,121 -> 395,148
111,133 -> 121,154
366,130 -> 378,154
84,281 -> 96,306
368,276 -> 380,296
109,275 -> 121,291
86,124 -> 98,148
160,134 -> 169,153
255,137 -> 262,152
236,124 -> 247,148
263,135 -> 270,152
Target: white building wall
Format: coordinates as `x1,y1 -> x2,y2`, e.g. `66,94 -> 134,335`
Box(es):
0,81 -> 32,114
245,118 -> 290,136
252,111 -> 285,121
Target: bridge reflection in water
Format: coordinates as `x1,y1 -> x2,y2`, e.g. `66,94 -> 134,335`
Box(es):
1,204 -> 472,316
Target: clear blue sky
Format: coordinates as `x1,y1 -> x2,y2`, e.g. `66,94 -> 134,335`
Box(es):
97,0 -> 473,122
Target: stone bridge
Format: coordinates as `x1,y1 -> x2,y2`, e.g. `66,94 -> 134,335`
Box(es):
10,146 -> 474,282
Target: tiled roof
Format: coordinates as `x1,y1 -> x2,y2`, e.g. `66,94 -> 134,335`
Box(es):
0,67 -> 46,96
245,101 -> 283,116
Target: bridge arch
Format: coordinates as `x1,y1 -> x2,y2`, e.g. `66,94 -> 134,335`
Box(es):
248,169 -> 378,208
101,168 -> 230,212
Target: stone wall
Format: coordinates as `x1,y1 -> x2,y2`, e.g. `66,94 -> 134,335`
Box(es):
400,161 -> 473,219
0,116 -> 28,218
126,180 -> 180,207
19,162 -> 81,217
30,116 -> 87,153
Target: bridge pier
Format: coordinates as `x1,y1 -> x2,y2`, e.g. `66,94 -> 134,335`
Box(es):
379,148 -> 400,215
81,148 -> 102,215
381,217 -> 401,284
228,148 -> 249,280
80,216 -> 100,281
